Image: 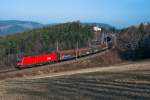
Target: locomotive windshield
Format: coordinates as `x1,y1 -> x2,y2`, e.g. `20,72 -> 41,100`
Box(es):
17,58 -> 22,63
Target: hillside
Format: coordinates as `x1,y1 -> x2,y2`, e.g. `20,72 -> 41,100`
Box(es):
0,21 -> 117,36
116,23 -> 150,60
0,20 -> 43,35
0,22 -> 94,68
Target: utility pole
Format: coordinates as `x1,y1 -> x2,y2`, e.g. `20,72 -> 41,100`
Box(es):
76,41 -> 79,60
7,48 -> 10,66
56,40 -> 59,52
104,33 -> 108,48
113,34 -> 117,48
88,38 -> 91,48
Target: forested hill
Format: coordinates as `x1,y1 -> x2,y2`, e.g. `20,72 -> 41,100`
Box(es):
0,22 -> 94,67
0,20 -> 116,36
116,23 -> 150,60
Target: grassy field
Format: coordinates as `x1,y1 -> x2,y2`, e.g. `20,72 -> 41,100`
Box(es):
0,62 -> 150,100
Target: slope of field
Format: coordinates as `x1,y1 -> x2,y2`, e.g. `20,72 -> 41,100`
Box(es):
0,60 -> 150,100
0,49 -> 122,80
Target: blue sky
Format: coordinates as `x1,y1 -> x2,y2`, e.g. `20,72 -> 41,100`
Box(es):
0,0 -> 150,28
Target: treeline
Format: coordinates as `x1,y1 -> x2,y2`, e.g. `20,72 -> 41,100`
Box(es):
116,23 -> 150,60
0,22 -> 94,68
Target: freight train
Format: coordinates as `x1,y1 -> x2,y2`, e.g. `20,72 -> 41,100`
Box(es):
16,45 -> 106,69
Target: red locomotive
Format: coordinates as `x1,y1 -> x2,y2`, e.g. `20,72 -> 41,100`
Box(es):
17,53 -> 58,69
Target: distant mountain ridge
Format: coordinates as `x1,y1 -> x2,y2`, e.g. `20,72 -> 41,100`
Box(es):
0,20 -> 117,36
0,20 -> 43,35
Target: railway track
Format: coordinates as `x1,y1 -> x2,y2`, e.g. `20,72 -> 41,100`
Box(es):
0,47 -> 109,75
0,68 -> 17,73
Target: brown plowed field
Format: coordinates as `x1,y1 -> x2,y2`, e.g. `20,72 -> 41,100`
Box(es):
0,60 -> 150,100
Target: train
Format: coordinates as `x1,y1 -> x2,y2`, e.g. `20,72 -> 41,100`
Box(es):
16,45 -> 107,69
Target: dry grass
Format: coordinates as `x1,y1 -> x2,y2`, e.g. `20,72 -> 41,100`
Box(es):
0,60 -> 150,100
